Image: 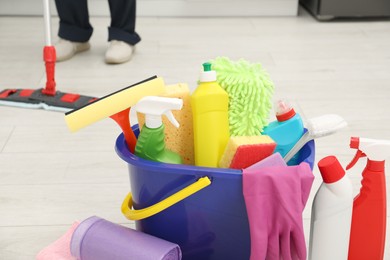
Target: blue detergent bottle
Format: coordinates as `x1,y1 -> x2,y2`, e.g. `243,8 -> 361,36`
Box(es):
262,100 -> 304,165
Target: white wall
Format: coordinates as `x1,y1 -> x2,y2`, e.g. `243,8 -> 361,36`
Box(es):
0,0 -> 298,16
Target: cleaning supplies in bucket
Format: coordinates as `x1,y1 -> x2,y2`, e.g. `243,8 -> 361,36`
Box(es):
262,100 -> 304,165
70,216 -> 182,260
61,57 -> 323,260
242,162 -> 314,260
346,137 -> 390,260
191,62 -> 229,167
309,156 -> 353,260
134,96 -> 183,164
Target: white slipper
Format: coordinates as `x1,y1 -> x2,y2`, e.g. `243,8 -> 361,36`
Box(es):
55,38 -> 90,62
105,40 -> 134,64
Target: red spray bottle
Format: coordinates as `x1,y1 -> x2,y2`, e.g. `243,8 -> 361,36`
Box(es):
347,137 -> 390,260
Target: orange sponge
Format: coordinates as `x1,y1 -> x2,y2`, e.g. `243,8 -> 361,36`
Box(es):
219,135 -> 276,169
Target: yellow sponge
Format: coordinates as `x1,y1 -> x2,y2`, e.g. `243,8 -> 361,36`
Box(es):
219,135 -> 276,169
138,83 -> 194,165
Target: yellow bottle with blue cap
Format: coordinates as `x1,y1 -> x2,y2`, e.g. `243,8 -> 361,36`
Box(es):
191,62 -> 229,167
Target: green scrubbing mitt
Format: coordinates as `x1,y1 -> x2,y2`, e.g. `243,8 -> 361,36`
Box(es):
211,57 -> 274,136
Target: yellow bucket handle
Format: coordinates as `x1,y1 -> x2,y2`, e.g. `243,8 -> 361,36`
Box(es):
121,176 -> 211,221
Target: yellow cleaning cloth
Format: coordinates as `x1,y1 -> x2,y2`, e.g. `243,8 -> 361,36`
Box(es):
219,135 -> 276,169
138,83 -> 194,165
65,76 -> 166,132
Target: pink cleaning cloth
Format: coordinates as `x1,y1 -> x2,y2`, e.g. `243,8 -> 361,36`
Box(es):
243,163 -> 314,260
36,222 -> 79,260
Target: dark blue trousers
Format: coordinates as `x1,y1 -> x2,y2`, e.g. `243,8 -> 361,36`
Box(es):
54,0 -> 141,45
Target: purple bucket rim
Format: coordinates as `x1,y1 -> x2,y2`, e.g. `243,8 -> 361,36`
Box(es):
115,125 -> 315,176
115,126 -> 242,179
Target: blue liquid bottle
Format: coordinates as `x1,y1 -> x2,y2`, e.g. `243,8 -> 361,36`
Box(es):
262,100 -> 304,165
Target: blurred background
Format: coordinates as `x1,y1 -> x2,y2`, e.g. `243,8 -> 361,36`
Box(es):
0,0 -> 389,259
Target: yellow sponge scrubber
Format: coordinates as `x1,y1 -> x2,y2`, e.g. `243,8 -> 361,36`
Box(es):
137,83 -> 194,165
219,135 -> 276,169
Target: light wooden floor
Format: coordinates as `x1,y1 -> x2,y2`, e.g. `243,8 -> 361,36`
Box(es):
1,9 -> 390,259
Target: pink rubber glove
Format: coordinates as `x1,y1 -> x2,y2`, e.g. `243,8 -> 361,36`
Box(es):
243,162 -> 314,260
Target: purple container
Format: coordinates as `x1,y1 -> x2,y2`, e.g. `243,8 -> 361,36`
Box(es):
70,216 -> 181,260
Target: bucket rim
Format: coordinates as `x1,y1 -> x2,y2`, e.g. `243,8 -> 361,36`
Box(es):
115,125 -> 315,176
115,130 -> 242,178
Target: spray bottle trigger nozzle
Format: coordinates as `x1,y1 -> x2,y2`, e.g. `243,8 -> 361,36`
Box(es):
346,150 -> 366,170
165,111 -> 179,128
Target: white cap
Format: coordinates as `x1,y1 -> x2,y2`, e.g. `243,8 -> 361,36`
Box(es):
199,62 -> 217,82
135,96 -> 183,129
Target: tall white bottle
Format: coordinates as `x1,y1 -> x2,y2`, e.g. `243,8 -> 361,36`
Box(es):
309,155 -> 353,260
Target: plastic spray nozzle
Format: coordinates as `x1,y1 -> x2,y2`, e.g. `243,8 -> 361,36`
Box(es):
135,96 -> 183,129
346,137 -> 390,170
350,137 -> 360,149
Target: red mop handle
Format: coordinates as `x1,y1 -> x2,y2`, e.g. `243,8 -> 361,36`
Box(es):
42,46 -> 56,96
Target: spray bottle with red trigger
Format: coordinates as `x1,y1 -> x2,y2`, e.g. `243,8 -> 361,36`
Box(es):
346,137 -> 390,260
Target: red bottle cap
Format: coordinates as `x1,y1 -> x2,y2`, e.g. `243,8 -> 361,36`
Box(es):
276,108 -> 296,122
275,100 -> 296,122
318,155 -> 345,183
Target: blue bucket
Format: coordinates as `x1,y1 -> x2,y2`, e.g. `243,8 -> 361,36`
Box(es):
116,126 -> 315,260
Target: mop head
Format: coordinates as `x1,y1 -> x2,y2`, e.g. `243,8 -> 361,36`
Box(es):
0,89 -> 96,112
211,57 -> 274,136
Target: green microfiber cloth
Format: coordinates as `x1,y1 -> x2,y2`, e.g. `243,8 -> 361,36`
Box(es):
211,57 -> 274,136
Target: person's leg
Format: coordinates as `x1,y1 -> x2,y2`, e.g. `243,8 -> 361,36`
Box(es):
107,0 -> 141,45
54,0 -> 92,61
55,0 -> 93,42
105,0 -> 141,64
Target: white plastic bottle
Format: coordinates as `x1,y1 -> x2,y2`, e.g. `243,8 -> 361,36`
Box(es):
309,155 -> 353,260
